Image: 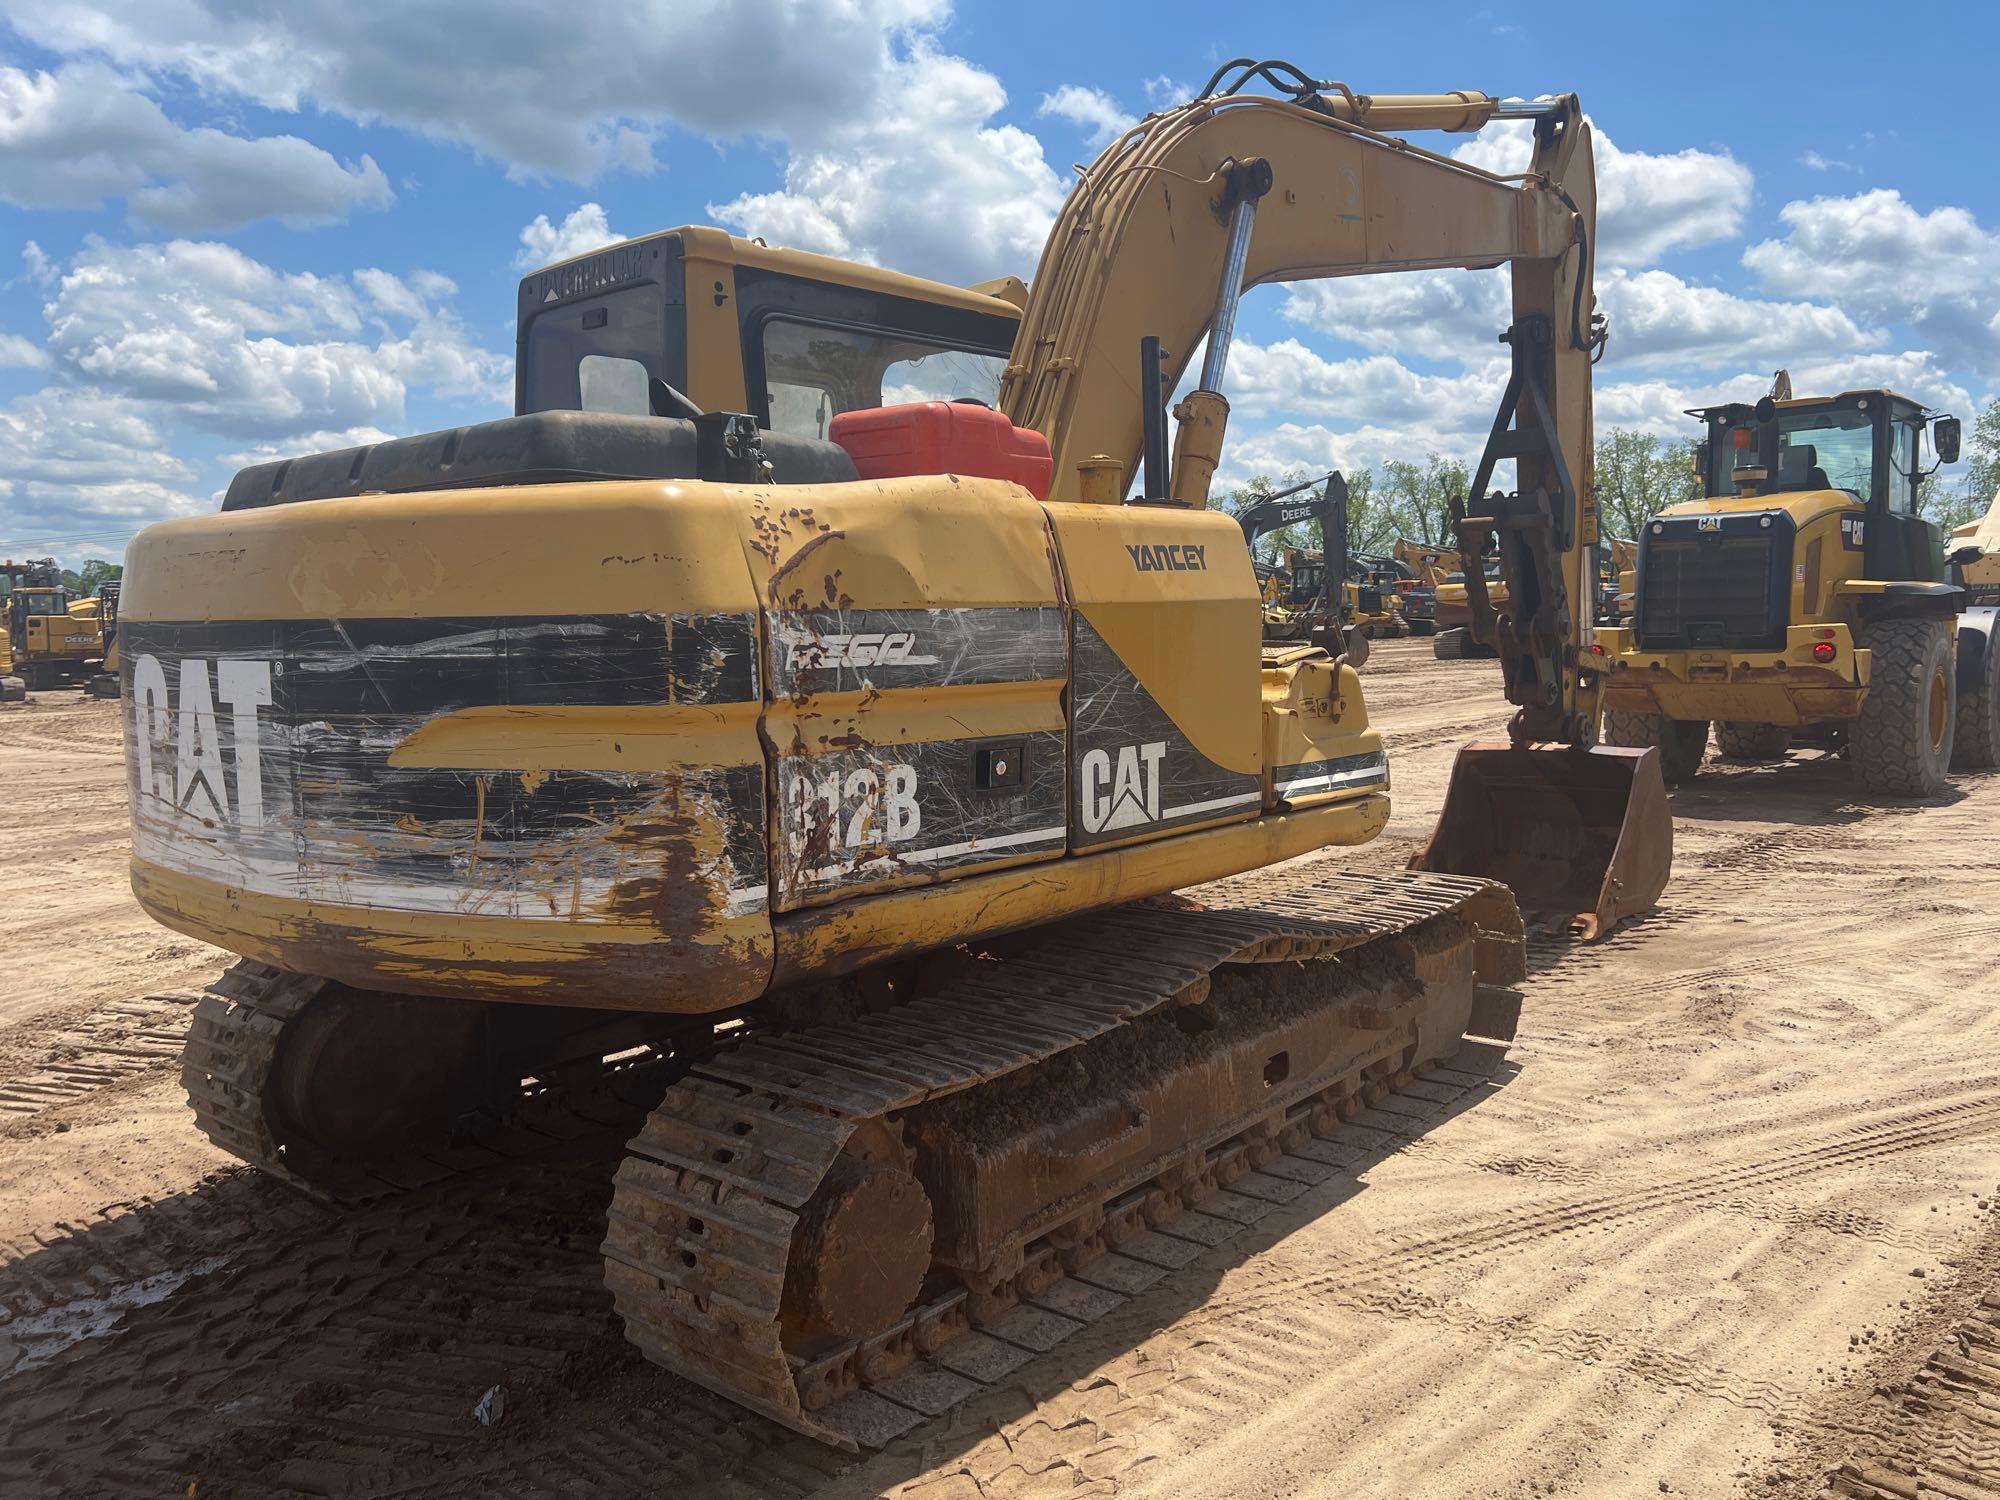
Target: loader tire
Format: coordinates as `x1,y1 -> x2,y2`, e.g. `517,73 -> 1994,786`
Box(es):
1715,722 -> 1790,761
1953,626 -> 2000,769
1602,711 -> 1708,786
1851,616 -> 1955,797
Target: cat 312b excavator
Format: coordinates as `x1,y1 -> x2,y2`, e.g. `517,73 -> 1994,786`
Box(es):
122,64 -> 1667,1445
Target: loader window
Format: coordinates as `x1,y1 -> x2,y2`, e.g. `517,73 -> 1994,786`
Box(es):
759,318 -> 1006,440
1719,408 -> 1874,500
1888,421 -> 1919,513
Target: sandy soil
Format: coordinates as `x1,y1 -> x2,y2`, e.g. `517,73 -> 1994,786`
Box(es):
2,643 -> 1997,1499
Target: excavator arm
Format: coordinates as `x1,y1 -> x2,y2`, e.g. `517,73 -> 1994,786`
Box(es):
1001,70 -> 1667,937
998,81 -> 1595,722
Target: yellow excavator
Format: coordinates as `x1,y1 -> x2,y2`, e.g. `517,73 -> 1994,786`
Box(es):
125,65 -> 1667,1445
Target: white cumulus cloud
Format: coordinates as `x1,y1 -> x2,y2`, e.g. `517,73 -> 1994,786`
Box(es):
0,63 -> 393,231
42,238 -> 504,436
1743,189 -> 2000,377
517,203 -> 622,269
1037,84 -> 1133,147
2,0 -> 953,182
711,43 -> 1066,286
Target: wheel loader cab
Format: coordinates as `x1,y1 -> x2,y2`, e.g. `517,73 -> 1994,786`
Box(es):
1697,391 -> 1949,585
514,227 -> 1023,439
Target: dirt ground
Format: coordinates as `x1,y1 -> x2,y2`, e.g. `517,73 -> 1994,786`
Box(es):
3,639 -> 1998,1499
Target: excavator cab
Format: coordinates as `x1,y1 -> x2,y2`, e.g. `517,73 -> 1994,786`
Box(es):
514,227 -> 1022,437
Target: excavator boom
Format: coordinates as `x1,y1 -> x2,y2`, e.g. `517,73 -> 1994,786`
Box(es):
996,75 -> 1669,937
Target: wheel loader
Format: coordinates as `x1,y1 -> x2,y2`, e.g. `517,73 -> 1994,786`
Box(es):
125,65 -> 1669,1446
1595,388 -> 1992,792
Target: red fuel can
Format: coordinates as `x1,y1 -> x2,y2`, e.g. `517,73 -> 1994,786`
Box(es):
830,402 -> 1054,499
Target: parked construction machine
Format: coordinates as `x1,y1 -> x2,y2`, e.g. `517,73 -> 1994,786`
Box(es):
1596,388 -> 1993,791
1431,555 -> 1506,659
1948,488 -> 2000,764
1367,545 -> 1439,634
1605,535 -> 1637,622
1234,471 -> 1374,660
1343,555 -> 1410,638
126,66 -> 1668,1445
0,564 -> 24,700
2,558 -> 106,693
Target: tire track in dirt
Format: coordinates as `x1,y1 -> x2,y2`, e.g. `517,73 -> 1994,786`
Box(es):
0,1057 -> 1510,1498
1831,1291 -> 2000,1497
0,991 -> 197,1119
0,1152 -> 855,1499
1183,1090 -> 2000,1323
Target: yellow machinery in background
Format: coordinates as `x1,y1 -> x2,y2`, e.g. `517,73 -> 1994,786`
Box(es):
125,65 -> 1668,1444
1597,389 -> 1994,790
1234,471 -> 1380,662
1607,535 -> 1637,622
1949,488 -> 2000,610
1,558 -> 106,693
1947,487 -> 2000,763
1344,553 -> 1414,637
1430,553 -> 1507,659
73,581 -> 123,697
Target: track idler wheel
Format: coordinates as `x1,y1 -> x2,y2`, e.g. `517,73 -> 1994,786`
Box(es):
271,987 -> 490,1157
782,1156 -> 933,1340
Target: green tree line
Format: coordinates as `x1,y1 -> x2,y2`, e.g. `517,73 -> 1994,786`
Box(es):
55,560 -> 122,594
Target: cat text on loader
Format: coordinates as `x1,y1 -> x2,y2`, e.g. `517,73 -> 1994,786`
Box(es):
1594,390 -> 1994,791
123,63 -> 1666,1447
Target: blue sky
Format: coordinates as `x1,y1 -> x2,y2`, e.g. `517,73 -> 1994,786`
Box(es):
2,0 -> 1996,564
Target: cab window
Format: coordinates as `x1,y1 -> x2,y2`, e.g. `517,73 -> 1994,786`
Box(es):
578,354 -> 651,416
759,319 -> 1006,440
1887,420 -> 1919,514
1717,408 -> 1874,499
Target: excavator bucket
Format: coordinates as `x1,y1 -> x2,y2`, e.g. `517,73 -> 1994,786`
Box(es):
1410,742 -> 1671,941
